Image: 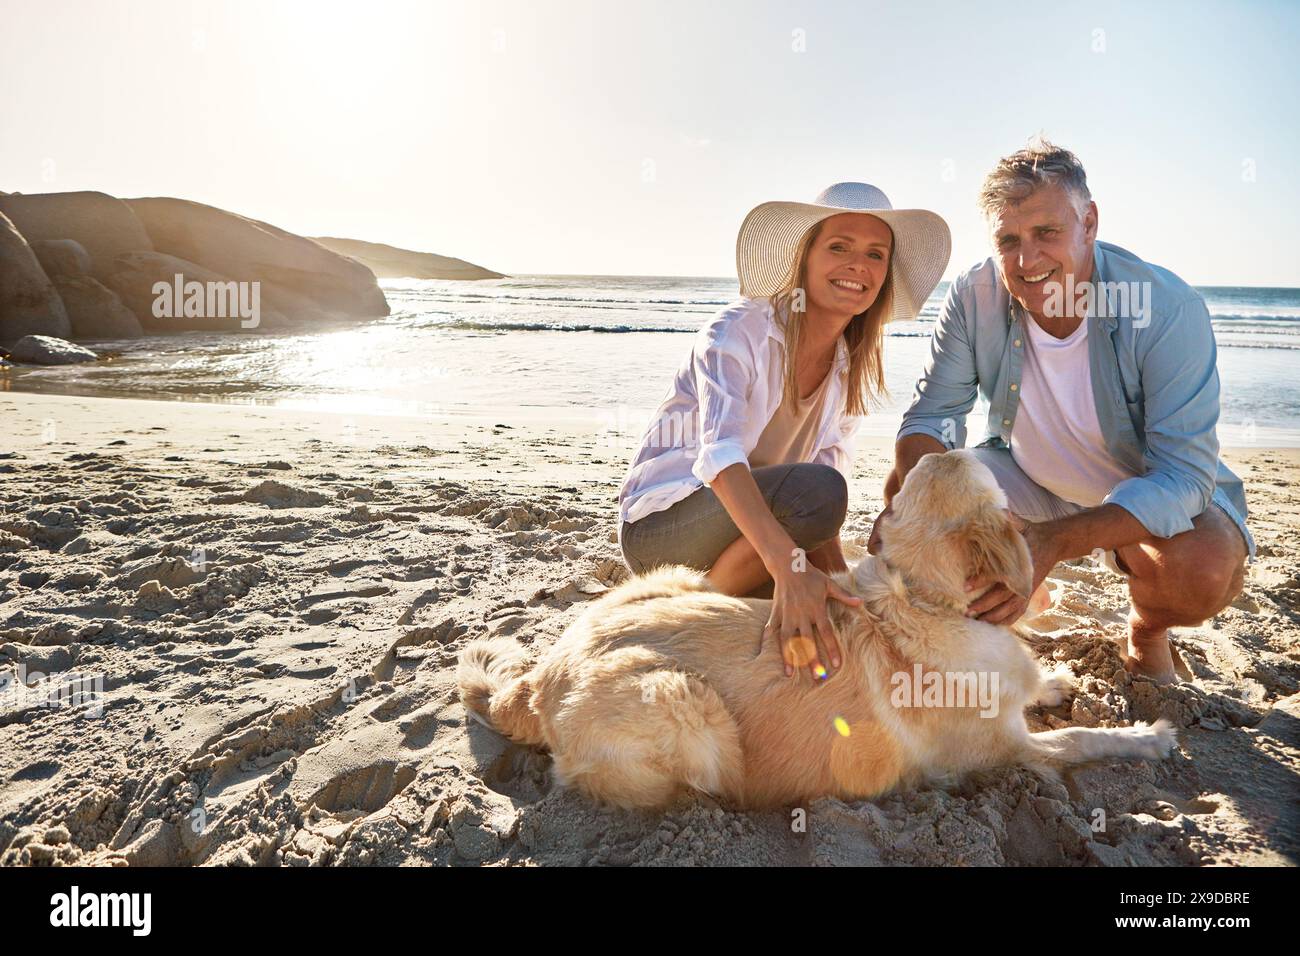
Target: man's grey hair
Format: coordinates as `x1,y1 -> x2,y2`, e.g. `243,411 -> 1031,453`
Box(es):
978,137 -> 1092,219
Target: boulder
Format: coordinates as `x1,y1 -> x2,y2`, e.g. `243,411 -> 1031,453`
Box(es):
52,275 -> 144,339
312,236 -> 505,280
126,198 -> 389,320
99,251 -> 289,332
0,211 -> 71,342
0,192 -> 153,275
29,238 -> 92,279
9,335 -> 98,365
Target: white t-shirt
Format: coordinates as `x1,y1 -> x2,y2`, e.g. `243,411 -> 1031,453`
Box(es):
1009,316 -> 1136,507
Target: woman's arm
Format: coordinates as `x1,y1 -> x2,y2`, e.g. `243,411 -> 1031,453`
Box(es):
709,463 -> 860,681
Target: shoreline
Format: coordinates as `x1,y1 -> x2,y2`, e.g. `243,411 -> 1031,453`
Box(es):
5,387 -> 1299,455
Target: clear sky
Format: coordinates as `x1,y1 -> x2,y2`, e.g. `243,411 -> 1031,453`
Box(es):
2,0 -> 1297,284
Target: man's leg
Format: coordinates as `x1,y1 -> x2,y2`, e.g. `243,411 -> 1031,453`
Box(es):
1114,503 -> 1248,684
966,447 -> 1081,524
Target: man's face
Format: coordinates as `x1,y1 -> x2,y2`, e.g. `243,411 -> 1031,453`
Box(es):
988,183 -> 1098,319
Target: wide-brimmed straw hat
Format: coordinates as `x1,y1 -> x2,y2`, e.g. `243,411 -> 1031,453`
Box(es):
736,182 -> 952,323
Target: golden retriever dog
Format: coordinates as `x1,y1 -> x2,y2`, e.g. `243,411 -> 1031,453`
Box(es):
458,451 -> 1177,809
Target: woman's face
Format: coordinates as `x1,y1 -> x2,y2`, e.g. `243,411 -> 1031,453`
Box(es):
803,212 -> 892,318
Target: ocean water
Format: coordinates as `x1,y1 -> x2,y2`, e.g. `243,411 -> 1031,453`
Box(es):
4,275 -> 1299,446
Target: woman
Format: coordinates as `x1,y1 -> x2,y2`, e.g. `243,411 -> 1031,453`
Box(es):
617,183 -> 951,682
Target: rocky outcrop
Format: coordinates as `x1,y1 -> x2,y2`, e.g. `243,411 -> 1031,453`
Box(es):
99,251 -> 291,333
311,236 -> 504,280
0,192 -> 153,273
29,238 -> 93,279
8,335 -> 98,365
0,211 -> 71,342
126,198 -> 389,320
52,275 -> 143,339
0,191 -> 448,341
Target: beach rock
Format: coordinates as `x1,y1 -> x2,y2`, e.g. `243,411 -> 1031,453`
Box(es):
0,211 -> 71,342
8,334 -> 98,365
99,251 -> 288,332
126,197 -> 390,320
0,192 -> 153,274
51,275 -> 144,339
312,236 -> 504,280
29,238 -> 92,278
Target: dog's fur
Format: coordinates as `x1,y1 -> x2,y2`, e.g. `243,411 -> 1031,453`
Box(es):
458,451 -> 1177,809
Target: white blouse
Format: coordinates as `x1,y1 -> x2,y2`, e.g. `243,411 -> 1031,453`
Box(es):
617,297 -> 862,524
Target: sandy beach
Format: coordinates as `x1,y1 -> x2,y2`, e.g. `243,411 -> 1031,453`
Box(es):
0,390 -> 1296,866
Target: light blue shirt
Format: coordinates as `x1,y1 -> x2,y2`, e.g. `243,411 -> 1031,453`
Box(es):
899,240 -> 1251,550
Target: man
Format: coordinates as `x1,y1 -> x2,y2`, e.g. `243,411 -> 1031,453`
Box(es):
870,139 -> 1251,684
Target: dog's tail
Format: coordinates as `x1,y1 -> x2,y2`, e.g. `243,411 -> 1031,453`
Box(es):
456,637 -> 543,745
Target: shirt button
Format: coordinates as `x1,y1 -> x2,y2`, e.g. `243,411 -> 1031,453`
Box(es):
1013,339 -> 1022,348
1010,383 -> 1018,391
1002,418 -> 1011,426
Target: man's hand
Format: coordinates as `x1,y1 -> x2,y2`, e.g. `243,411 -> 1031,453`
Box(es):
965,517 -> 1059,625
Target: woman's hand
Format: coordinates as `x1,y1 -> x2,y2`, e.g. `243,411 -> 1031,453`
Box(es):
764,564 -> 861,681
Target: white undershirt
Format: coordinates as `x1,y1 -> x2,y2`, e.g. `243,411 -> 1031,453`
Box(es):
1009,316 -> 1136,507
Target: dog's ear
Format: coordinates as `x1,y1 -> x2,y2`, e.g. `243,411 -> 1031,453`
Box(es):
965,509 -> 1033,599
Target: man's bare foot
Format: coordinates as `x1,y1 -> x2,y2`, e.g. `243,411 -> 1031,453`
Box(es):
1022,581 -> 1055,622
1126,613 -> 1178,684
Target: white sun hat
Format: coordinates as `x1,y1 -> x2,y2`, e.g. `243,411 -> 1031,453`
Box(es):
736,182 -> 952,323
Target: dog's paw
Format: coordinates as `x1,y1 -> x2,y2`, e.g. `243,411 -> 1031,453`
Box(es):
1034,668 -> 1076,708
1134,718 -> 1179,759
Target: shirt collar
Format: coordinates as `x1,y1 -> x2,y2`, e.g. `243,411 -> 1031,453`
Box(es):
1005,243 -> 1114,331
1090,243 -> 1118,330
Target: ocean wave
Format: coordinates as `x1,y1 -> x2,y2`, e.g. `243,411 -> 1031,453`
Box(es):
427,318 -> 693,333
1206,317 -> 1300,329
1208,339 -> 1300,351
417,318 -> 1300,348
419,320 -> 959,338
397,291 -> 731,308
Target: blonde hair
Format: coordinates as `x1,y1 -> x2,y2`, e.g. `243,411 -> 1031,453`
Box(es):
767,220 -> 892,418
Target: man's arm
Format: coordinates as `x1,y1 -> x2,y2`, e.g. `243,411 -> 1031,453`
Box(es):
964,503 -> 1150,625
1033,503 -> 1149,561
871,283 -> 981,554
895,282 -> 980,453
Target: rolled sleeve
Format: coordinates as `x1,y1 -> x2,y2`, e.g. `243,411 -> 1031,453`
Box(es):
689,317 -> 758,486
898,283 -> 978,449
1102,297 -> 1220,538
692,439 -> 749,485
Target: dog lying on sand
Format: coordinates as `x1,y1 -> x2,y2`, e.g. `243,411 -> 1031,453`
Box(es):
458,451 -> 1176,809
